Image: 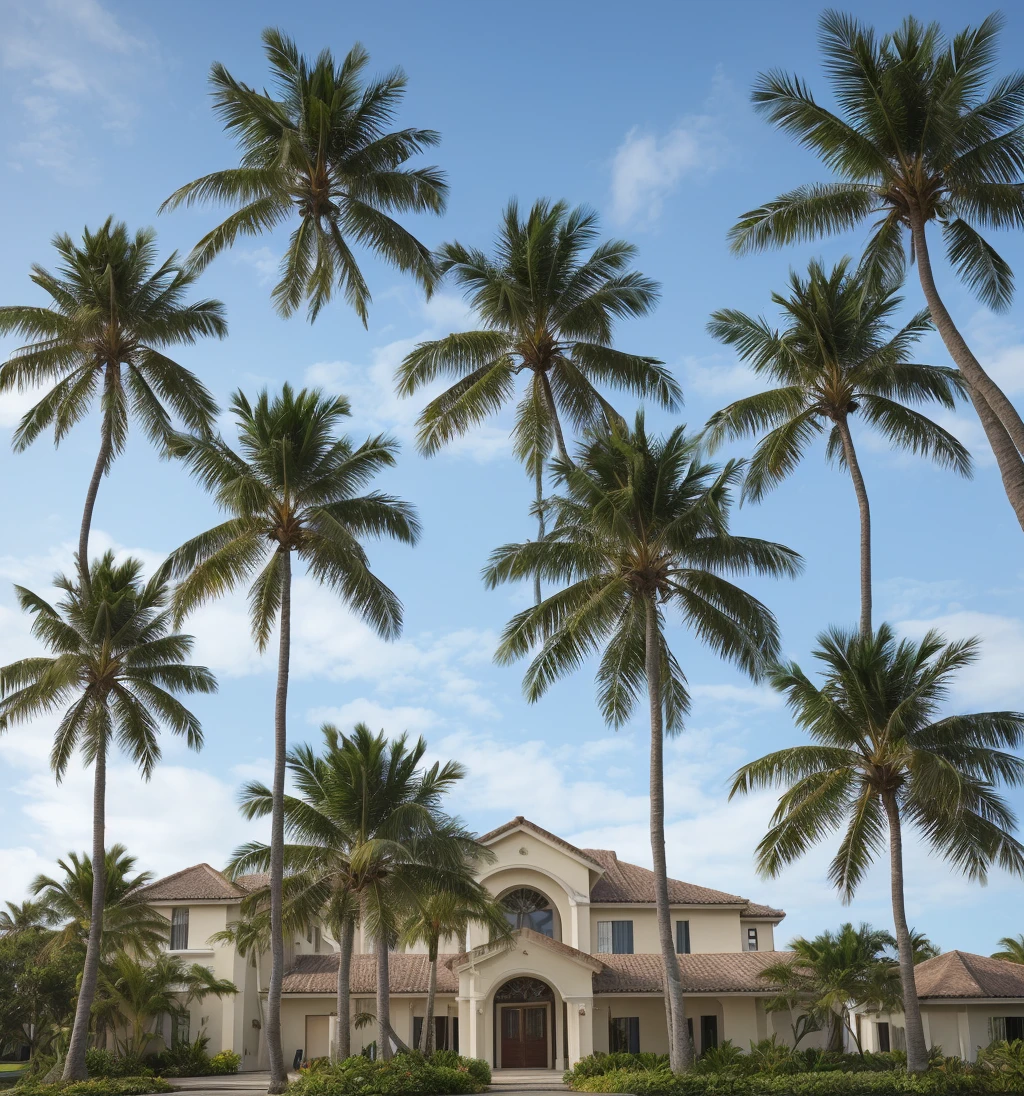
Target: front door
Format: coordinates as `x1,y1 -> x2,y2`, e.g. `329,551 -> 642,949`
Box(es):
500,1004 -> 548,1068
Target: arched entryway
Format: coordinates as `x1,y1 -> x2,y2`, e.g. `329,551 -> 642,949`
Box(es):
493,977 -> 555,1069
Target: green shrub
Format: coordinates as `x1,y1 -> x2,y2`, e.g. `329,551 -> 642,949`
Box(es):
287,1052 -> 487,1095
207,1051 -> 240,1076
146,1035 -> 230,1078
565,1053 -> 671,1083
82,1053 -> 152,1080
14,1079 -> 173,1096
428,1050 -> 490,1086
976,1040 -> 1024,1092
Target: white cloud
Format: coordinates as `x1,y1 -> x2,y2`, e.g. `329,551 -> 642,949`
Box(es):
232,247 -> 279,285
307,699 -> 440,735
690,683 -> 784,710
678,353 -> 765,403
965,311 -> 1024,396
0,384 -> 46,428
609,73 -> 733,226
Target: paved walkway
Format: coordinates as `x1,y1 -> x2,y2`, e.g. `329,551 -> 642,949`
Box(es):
489,1068 -> 568,1092
165,1074 -> 276,1095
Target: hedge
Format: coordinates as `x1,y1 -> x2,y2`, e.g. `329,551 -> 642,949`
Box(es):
289,1052 -> 489,1095
14,1079 -> 173,1096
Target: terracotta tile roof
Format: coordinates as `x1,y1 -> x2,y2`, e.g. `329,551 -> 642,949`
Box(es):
915,951 -> 1024,999
447,928 -> 603,973
584,849 -> 770,910
742,902 -> 787,919
234,873 -> 270,894
479,817 -> 604,870
594,951 -> 794,994
283,953 -> 460,995
134,863 -> 246,902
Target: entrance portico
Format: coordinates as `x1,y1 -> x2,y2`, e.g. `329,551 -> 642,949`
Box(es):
452,928 -> 600,1069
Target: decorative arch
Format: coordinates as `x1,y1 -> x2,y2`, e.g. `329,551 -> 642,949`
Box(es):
495,976 -> 555,1002
499,887 -> 556,938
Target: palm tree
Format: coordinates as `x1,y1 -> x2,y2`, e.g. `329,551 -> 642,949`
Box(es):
0,219 -> 225,586
94,952 -> 236,1058
168,392 -> 419,1091
760,924 -> 901,1052
484,416 -> 802,1073
0,553 -> 216,1080
0,901 -> 47,936
160,29 -> 446,324
992,935 -> 1024,964
728,12 -> 1024,530
906,930 -> 941,963
227,723 -> 487,1063
396,199 -> 676,602
400,883 -> 511,1053
730,623 -> 1024,1072
31,845 -> 168,959
705,258 -> 970,636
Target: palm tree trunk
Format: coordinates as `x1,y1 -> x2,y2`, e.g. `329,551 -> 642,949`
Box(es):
537,370 -> 572,466
422,946 -> 438,1054
63,739 -> 106,1080
266,550 -> 291,1094
335,917 -> 354,1061
533,460 -> 545,608
909,212 -> 1024,531
78,368 -> 116,589
834,417 -> 872,637
375,928 -> 393,1060
644,595 -> 690,1074
881,794 -> 928,1073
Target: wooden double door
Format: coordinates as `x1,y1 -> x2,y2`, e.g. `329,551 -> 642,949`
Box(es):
499,1004 -> 549,1068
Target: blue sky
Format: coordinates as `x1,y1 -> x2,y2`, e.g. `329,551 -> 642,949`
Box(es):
2,0 -> 1024,952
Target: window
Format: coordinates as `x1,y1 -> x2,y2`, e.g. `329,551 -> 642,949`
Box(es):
170,908 -> 189,951
597,921 -> 634,954
700,1014 -> 718,1053
746,927 -> 758,952
172,1012 -> 190,1047
610,1017 -> 640,1054
501,888 -> 555,938
416,1016 -> 459,1052
676,920 -> 691,954
990,1017 -> 1024,1041
314,926 -> 322,954
876,1022 -> 890,1053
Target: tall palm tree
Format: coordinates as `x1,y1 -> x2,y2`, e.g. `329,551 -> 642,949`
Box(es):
31,845 -> 168,959
400,882 -> 511,1053
992,935 -> 1024,964
728,12 -> 1024,530
168,392 -> 419,1091
760,923 -> 901,1052
0,219 -> 225,586
0,552 -> 216,1081
228,723 -> 486,1063
396,199 -> 676,602
0,901 -> 47,936
160,29 -> 446,324
705,259 -> 970,636
730,623 -> 1024,1072
484,416 -> 802,1073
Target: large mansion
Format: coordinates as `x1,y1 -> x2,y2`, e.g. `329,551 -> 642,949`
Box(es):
135,816 -> 1024,1071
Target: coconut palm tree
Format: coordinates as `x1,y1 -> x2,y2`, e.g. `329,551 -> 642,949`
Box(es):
484,416 -> 802,1072
94,952 -> 236,1058
160,29 -> 446,324
730,623 -> 1024,1072
400,882 -> 512,1053
31,846 -> 168,960
0,552 -> 216,1081
0,219 -> 225,587
906,930 -> 941,963
705,259 -> 970,636
0,901 -> 47,936
396,199 -> 676,602
728,12 -> 1024,530
227,723 -> 487,1063
760,924 -> 901,1052
992,935 -> 1024,964
168,394 -> 419,1090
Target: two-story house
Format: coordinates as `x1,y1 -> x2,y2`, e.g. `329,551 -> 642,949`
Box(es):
137,816 -> 801,1071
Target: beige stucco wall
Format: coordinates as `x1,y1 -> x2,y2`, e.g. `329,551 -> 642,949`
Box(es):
741,920 -> 776,952
590,996 -> 769,1056
863,1003 -> 1024,1060
590,906 -> 748,955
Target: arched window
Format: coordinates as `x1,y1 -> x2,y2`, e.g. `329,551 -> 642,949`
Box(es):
501,888 -> 554,938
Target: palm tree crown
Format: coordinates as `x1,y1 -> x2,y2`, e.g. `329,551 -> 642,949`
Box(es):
396,199 -> 676,466
169,384 -> 419,644
161,29 -> 447,323
992,935 -> 1024,964
30,845 -> 168,959
706,259 -> 970,502
0,219 -> 225,579
486,416 -> 802,721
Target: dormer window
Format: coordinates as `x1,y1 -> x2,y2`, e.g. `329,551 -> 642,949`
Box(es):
746,927 -> 759,952
501,888 -> 554,938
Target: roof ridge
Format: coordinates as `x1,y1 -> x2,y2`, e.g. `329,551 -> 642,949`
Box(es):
477,817 -> 605,869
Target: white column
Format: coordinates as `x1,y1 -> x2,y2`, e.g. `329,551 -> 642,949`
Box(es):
564,996 -> 594,1065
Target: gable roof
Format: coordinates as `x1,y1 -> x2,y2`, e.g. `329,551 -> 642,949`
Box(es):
283,953 -> 459,995
447,927 -> 604,974
134,863 -> 246,902
595,950 -> 794,994
915,951 -> 1024,999
478,817 -> 605,870
584,849 -> 784,917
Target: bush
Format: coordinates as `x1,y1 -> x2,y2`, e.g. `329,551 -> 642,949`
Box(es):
976,1040 -> 1024,1092
566,1068 -> 998,1096
207,1051 -> 240,1076
82,1053 -> 152,1080
288,1052 -> 488,1095
144,1036 -> 237,1078
565,1053 -> 671,1083
14,1079 -> 173,1096
428,1050 -> 490,1087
